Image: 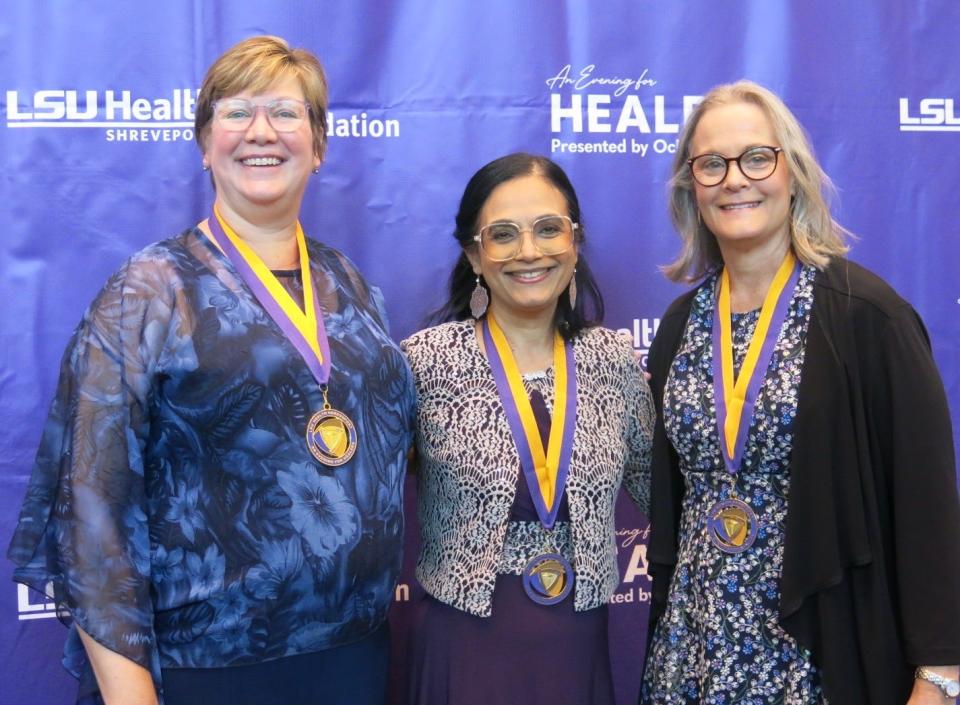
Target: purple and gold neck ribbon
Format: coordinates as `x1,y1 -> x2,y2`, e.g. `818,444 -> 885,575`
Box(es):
483,313 -> 577,529
712,251 -> 800,474
207,207 -> 331,387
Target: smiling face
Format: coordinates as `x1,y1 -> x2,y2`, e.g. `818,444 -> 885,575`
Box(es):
466,174 -> 578,323
690,101 -> 793,256
202,73 -> 321,224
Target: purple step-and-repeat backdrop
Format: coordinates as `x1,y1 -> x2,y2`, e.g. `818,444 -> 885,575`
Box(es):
2,2 -> 958,704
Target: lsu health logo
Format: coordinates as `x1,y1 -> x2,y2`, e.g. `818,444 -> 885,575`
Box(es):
899,97 -> 960,132
6,89 -> 402,143
617,317 -> 660,369
545,64 -> 702,157
17,583 -> 62,621
6,88 -> 198,142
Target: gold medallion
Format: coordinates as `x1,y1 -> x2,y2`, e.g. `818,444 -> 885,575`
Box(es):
706,498 -> 759,553
305,407 -> 358,467
522,553 -> 574,605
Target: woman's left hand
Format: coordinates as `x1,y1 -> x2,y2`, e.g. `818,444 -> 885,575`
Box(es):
908,672 -> 958,704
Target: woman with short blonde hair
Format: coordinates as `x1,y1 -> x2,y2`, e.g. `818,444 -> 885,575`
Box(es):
9,35 -> 413,705
194,35 -> 329,161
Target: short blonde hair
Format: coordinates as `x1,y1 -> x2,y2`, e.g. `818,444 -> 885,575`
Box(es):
664,80 -> 850,282
195,35 -> 329,162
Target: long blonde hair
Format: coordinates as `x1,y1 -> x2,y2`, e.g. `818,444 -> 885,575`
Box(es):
664,80 -> 850,282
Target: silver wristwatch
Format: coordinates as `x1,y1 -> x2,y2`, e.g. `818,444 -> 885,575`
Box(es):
916,666 -> 960,699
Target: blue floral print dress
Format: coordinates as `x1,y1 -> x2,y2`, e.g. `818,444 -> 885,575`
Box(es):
641,266 -> 828,704
7,228 -> 415,701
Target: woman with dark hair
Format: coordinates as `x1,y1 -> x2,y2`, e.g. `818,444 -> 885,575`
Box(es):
641,80 -> 960,704
401,153 -> 654,705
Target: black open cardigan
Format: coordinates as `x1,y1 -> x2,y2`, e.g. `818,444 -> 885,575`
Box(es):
644,258 -> 960,704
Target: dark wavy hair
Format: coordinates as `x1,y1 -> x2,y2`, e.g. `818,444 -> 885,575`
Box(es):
432,153 -> 604,339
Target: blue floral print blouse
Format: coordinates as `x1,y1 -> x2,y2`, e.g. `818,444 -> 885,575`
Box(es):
7,228 -> 415,700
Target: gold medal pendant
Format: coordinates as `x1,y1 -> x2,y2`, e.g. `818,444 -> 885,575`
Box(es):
708,254 -> 798,557
208,210 -> 354,468
706,497 -> 759,553
305,387 -> 358,467
522,553 -> 574,605
306,407 -> 357,466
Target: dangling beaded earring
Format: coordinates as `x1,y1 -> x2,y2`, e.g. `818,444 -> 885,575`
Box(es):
568,268 -> 578,309
470,274 -> 489,319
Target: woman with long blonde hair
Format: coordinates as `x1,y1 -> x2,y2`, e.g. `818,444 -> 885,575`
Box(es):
641,80 -> 960,704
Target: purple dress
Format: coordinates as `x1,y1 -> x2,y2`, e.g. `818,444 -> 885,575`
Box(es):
405,390 -> 614,705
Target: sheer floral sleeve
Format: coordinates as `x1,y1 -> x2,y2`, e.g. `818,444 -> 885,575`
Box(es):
8,230 -> 414,702
8,251 -> 176,700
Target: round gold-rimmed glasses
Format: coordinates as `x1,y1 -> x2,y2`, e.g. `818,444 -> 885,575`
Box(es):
474,215 -> 578,262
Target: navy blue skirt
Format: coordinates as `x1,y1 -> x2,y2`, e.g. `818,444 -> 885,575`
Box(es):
161,623 -> 389,705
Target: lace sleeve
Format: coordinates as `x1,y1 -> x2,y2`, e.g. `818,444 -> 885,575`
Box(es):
619,337 -> 654,515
